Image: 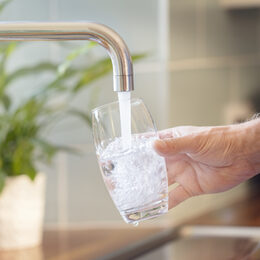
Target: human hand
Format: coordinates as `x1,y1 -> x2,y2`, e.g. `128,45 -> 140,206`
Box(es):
153,120 -> 260,209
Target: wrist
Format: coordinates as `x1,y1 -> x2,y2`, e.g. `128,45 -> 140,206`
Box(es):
242,118 -> 260,176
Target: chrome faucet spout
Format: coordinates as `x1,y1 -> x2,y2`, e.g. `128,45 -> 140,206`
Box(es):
0,22 -> 134,92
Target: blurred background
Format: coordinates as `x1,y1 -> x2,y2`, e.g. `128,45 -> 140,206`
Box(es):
0,0 -> 259,230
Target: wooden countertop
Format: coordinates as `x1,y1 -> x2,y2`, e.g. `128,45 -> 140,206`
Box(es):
0,227 -> 162,260
0,190 -> 259,260
42,227 -> 161,260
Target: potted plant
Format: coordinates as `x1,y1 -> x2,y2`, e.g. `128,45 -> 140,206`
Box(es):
0,41 -> 103,249
0,2 -> 144,249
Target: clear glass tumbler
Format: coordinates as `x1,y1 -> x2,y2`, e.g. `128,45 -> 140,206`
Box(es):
92,98 -> 168,225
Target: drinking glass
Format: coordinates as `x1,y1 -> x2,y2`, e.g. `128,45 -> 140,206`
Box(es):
92,98 -> 168,225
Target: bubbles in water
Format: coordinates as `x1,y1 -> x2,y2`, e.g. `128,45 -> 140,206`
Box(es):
99,136 -> 168,215
101,160 -> 114,176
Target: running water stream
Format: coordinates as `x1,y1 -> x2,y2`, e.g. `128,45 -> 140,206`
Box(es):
118,92 -> 131,149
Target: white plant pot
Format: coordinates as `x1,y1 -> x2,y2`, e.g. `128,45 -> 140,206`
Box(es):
0,173 -> 45,250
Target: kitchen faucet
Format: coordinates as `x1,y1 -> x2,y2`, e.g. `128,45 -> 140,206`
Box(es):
0,22 -> 134,92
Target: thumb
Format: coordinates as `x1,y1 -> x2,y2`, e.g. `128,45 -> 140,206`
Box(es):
153,136 -> 197,156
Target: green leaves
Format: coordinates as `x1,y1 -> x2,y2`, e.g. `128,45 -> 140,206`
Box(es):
0,42 -> 19,110
67,108 -> 92,126
0,0 -> 12,13
12,140 -> 36,180
5,62 -> 57,87
58,42 -> 96,76
72,58 -> 112,92
0,170 -> 6,193
0,1 -> 146,193
32,138 -> 81,163
2,93 -> 10,110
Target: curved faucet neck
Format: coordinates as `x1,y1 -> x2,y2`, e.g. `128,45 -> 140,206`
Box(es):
0,22 -> 134,92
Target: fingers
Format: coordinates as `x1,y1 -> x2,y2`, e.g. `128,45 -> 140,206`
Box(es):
158,126 -> 208,139
168,185 -> 192,209
158,129 -> 174,139
153,136 -> 196,156
173,126 -> 209,137
154,126 -> 209,157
